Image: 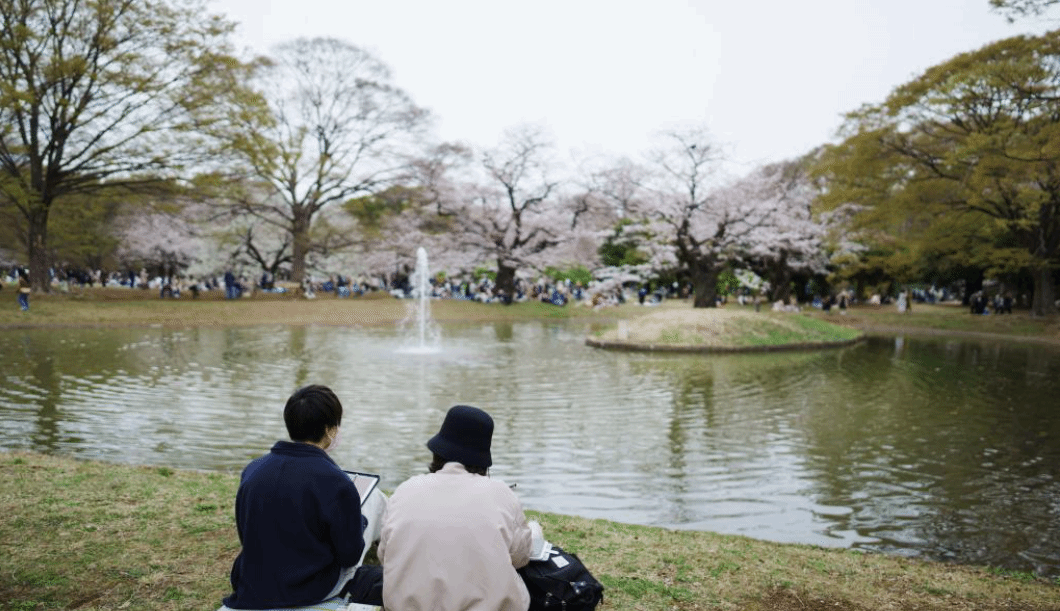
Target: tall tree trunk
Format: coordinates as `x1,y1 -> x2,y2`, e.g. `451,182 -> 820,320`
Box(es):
691,263 -> 720,308
792,274 -> 812,305
1030,265 -> 1057,317
962,269 -> 984,307
495,261 -> 516,305
27,209 -> 50,293
764,252 -> 792,303
290,212 -> 310,283
768,263 -> 793,303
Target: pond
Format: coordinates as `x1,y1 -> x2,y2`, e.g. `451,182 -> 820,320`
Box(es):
1,321 -> 1058,577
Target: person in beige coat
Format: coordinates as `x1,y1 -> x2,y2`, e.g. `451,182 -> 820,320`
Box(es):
378,405 -> 541,611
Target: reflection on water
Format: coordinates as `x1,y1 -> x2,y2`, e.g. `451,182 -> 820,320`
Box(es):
1,324 -> 1058,576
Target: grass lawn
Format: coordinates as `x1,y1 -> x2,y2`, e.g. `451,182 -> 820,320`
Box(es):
1,452 -> 1057,611
801,301 -> 1060,344
0,287 -> 625,329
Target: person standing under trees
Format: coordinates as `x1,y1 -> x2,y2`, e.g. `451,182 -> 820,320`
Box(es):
224,269 -> 237,300
378,404 -> 543,611
17,269 -> 30,311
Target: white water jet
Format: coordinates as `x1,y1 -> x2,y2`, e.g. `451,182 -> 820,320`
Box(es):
400,247 -> 440,354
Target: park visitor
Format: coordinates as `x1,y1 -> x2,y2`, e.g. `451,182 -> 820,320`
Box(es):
378,404 -> 544,611
219,385 -> 384,610
17,269 -> 30,311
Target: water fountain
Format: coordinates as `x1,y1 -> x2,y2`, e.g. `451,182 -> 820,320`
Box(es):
401,246 -> 440,353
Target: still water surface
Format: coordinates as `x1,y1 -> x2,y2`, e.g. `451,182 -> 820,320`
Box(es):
1,322 -> 1058,576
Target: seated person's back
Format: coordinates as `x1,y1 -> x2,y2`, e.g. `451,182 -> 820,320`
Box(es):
221,385 -> 382,610
379,405 -> 537,611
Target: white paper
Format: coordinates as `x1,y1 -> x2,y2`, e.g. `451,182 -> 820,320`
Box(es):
530,541 -> 553,562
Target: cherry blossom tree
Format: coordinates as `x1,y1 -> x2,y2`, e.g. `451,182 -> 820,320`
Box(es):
575,156 -> 655,284
635,127 -> 829,308
740,160 -> 830,302
422,127 -> 578,299
582,157 -> 651,219
114,200 -> 212,280
635,127 -> 735,307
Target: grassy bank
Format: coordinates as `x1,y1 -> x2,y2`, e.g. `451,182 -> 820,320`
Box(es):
0,287 -> 621,328
590,305 -> 863,351
802,302 -> 1060,344
1,452 -> 1056,611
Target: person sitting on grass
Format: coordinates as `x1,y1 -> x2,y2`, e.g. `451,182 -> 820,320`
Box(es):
219,385 -> 384,611
378,404 -> 543,611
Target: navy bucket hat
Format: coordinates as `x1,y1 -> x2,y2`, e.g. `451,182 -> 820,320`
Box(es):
427,405 -> 494,468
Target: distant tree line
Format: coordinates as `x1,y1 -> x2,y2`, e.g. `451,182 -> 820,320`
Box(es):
3,0 -> 1059,315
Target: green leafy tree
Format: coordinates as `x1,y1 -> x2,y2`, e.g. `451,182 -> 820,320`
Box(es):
821,31 -> 1060,316
543,265 -> 593,286
220,38 -> 431,283
716,268 -> 741,297
46,192 -> 122,273
0,0 -> 246,290
343,185 -> 450,238
598,218 -> 651,267
989,0 -> 1059,20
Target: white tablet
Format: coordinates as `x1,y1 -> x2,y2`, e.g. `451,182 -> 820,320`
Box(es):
343,470 -> 380,506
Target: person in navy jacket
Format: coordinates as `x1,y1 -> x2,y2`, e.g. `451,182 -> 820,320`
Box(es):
220,385 -> 382,610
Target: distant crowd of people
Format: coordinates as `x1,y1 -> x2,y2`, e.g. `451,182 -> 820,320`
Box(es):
2,264 -> 1044,316
970,291 -> 1014,315
0,265 -> 637,309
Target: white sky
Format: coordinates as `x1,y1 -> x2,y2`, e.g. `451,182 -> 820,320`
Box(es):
208,0 -> 1050,176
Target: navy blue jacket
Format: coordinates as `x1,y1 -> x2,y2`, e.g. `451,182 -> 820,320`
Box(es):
223,441 -> 365,609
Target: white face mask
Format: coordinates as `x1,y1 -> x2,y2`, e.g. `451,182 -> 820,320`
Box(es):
325,426 -> 341,452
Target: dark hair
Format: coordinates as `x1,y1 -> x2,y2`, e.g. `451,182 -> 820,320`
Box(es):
283,385 -> 342,443
428,452 -> 488,476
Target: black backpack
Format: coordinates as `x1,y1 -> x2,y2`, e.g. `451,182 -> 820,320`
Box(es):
518,544 -> 604,611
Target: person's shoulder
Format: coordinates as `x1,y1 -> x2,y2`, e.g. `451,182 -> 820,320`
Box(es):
391,472 -> 449,500
483,476 -> 519,497
392,472 -> 431,491
291,451 -> 351,484
240,452 -> 271,477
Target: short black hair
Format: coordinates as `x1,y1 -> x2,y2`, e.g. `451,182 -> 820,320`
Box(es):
283,385 -> 342,443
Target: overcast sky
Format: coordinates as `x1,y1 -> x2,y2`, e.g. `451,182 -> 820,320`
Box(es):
208,0 -> 1050,177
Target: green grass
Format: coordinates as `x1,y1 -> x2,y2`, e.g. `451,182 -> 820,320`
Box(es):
804,302 -> 1060,341
0,287 -> 622,329
2,452 -> 1056,611
734,314 -> 863,347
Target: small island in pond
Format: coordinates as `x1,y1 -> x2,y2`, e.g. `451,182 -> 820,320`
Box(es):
587,307 -> 864,353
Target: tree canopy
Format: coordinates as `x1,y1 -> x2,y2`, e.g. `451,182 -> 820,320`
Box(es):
218,37 -> 431,282
0,0 -> 245,289
990,0 -> 1060,20
819,30 -> 1060,315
